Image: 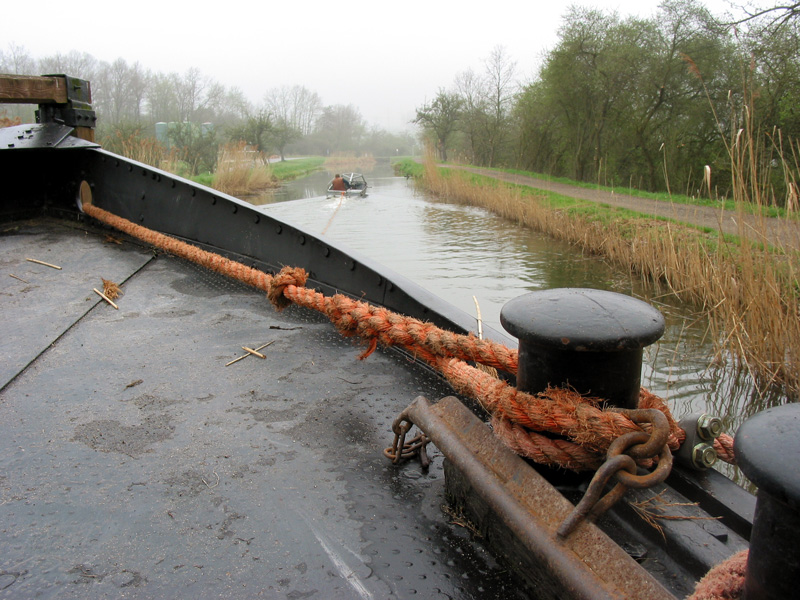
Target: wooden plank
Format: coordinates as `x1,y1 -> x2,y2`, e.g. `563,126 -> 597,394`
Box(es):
73,126 -> 96,143
0,75 -> 68,104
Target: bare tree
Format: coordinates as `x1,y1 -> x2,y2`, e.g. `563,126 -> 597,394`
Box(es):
482,45 -> 517,167
314,104 -> 366,153
264,85 -> 322,135
290,85 -> 322,135
37,50 -> 97,81
0,43 -> 36,74
729,2 -> 800,30
174,67 -> 224,122
216,87 -> 252,127
454,68 -> 489,164
146,73 -> 180,123
0,44 -> 37,123
94,58 -> 150,125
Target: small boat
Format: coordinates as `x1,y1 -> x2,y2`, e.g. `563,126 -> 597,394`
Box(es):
326,172 -> 368,197
2,74 -> 799,600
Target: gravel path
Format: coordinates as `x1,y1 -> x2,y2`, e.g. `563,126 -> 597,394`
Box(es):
446,165 -> 800,253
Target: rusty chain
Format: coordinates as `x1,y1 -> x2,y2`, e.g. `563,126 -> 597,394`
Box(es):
557,408 -> 673,539
384,412 -> 431,468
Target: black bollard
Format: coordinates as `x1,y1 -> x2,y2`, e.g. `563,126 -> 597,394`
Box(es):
734,403 -> 800,600
500,289 -> 665,408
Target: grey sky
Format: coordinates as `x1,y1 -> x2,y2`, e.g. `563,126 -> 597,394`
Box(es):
7,0 -> 736,131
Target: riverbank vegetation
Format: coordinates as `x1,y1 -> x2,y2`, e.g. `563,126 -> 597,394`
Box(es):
0,54 -> 418,177
324,153 -> 377,172
404,1 -> 800,400
397,147 -> 800,401
91,127 -> 325,195
413,2 -> 800,210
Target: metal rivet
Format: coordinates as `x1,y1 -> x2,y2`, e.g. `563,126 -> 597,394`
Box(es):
324,248 -> 331,257
254,215 -> 260,224
299,235 -> 305,245
232,205 -> 237,214
276,226 -> 282,234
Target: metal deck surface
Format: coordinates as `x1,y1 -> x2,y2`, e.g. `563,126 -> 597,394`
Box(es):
0,218 -> 526,599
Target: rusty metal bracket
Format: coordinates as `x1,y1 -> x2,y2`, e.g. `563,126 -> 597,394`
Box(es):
676,413 -> 721,470
384,395 -> 675,599
35,74 -> 96,130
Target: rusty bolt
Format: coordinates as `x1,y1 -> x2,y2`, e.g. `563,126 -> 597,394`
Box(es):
691,443 -> 717,469
696,414 -> 723,441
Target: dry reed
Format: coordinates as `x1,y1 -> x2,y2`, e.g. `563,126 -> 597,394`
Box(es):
101,278 -> 122,300
212,142 -> 277,196
420,151 -> 800,399
324,153 -> 376,172
0,115 -> 22,129
105,129 -> 184,173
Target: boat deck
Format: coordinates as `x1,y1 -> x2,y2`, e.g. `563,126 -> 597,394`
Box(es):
0,217 -> 524,599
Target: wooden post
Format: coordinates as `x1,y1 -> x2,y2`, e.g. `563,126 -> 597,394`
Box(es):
0,75 -> 69,104
0,74 -> 95,142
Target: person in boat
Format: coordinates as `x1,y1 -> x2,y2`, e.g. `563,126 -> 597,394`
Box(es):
331,174 -> 350,191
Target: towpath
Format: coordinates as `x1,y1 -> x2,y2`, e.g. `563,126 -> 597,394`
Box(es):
443,165 -> 800,253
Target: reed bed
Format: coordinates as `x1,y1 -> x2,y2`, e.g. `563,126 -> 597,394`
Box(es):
212,142 -> 277,196
0,115 -> 21,128
324,153 -> 376,172
101,128 -> 184,173
420,152 -> 800,400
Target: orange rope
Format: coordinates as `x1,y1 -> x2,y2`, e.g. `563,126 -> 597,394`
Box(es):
492,417 -> 604,471
687,549 -> 747,600
82,203 -> 736,470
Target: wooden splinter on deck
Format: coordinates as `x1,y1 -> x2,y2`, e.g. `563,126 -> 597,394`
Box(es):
93,287 -> 119,309
26,257 -> 62,270
225,341 -> 274,366
242,346 -> 266,359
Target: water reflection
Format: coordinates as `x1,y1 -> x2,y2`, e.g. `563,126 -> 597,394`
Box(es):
256,163 -> 786,430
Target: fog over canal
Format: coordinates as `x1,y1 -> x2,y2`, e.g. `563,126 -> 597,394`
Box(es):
250,162 -> 782,442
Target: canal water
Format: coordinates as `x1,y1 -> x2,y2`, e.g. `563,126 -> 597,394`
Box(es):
249,162 -> 783,442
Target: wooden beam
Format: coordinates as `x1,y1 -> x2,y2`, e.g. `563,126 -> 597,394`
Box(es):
0,75 -> 68,104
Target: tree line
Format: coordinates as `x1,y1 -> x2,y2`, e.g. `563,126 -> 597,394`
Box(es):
0,45 -> 417,173
414,1 -> 800,203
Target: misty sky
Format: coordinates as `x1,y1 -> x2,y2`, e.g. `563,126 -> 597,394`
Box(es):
8,0 -> 737,131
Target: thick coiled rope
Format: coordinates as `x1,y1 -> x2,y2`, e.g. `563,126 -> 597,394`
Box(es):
82,203 -> 736,471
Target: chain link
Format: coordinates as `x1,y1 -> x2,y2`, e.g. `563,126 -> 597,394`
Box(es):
557,408 -> 673,538
384,413 -> 431,468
